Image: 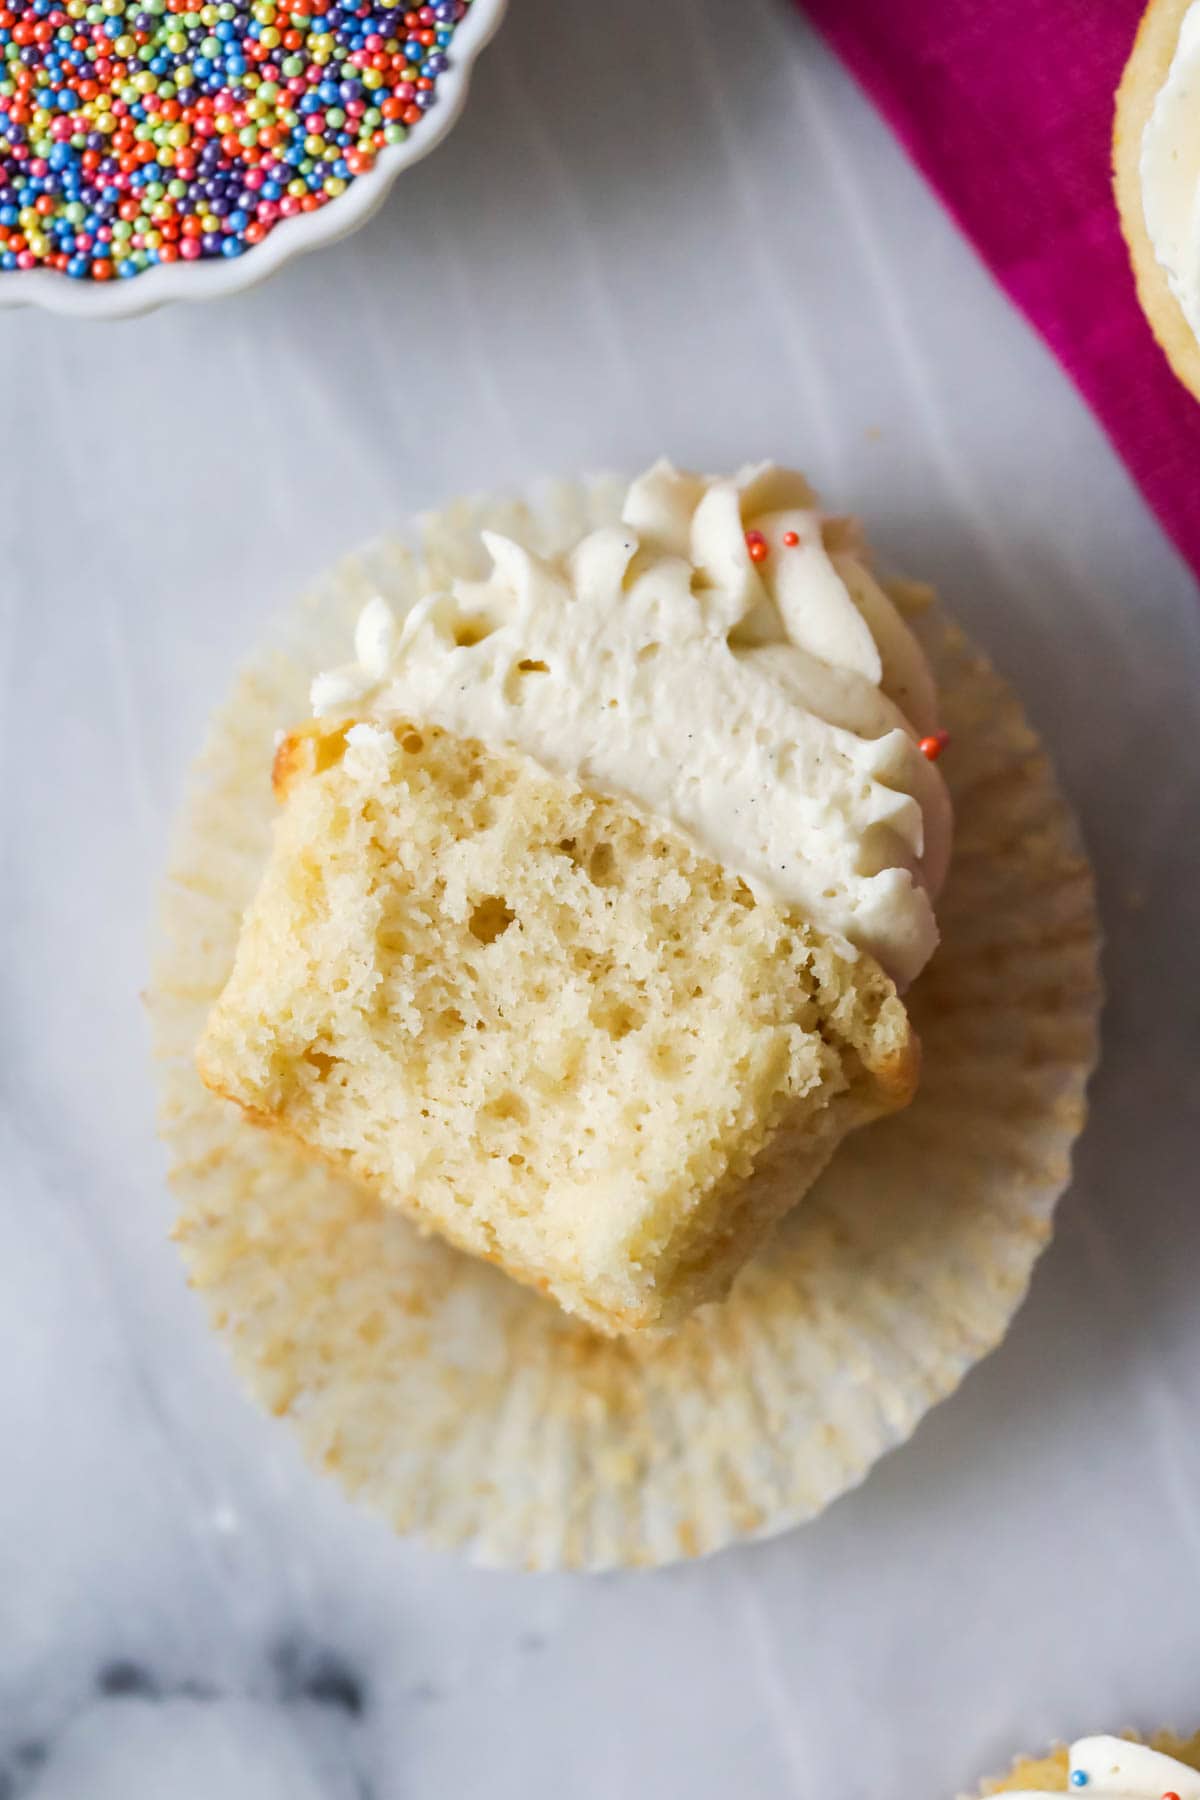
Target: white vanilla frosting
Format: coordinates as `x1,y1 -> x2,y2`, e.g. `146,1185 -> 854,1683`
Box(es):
1140,2 -> 1200,344
1003,1735 -> 1200,1800
311,462 -> 953,988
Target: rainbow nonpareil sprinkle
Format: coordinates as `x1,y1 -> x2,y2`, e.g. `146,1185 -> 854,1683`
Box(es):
0,0 -> 470,280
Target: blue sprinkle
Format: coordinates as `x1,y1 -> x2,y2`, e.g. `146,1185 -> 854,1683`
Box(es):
1070,1775 -> 1089,1790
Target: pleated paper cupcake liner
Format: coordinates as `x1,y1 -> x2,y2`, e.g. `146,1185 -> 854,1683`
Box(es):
149,477 -> 1101,1570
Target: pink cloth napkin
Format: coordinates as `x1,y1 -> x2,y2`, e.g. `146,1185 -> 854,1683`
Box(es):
800,0 -> 1200,580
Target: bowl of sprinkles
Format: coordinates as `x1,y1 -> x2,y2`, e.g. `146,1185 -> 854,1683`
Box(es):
0,0 -> 505,315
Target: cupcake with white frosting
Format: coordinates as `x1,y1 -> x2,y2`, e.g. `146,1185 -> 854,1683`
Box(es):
982,1734 -> 1200,1800
196,463 -> 950,1335
152,464 -> 1099,1567
1115,0 -> 1200,401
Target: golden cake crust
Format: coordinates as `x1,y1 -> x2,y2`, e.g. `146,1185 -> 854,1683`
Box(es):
1114,0 -> 1200,402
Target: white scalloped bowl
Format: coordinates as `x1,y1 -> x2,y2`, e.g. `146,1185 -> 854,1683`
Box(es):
0,0 -> 506,320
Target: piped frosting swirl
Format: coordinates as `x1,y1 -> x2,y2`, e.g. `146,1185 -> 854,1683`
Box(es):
311,462 -> 953,987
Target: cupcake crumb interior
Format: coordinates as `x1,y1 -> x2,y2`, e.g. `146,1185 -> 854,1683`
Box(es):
198,717 -> 915,1334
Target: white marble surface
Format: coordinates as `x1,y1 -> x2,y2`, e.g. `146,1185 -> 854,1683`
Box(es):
3,0 -> 1200,1794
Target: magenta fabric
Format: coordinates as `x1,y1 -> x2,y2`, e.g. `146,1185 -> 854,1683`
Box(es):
800,0 -> 1200,579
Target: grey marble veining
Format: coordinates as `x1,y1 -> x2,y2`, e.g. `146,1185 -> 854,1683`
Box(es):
2,0 -> 1200,1795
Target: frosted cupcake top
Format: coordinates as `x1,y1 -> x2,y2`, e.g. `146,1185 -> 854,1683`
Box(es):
1140,3 -> 1200,345
312,461 -> 953,988
1003,1736 -> 1200,1799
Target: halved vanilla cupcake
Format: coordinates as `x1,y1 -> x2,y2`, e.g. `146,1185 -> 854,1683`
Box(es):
982,1734 -> 1200,1799
157,470 -> 1098,1564
1114,0 -> 1200,401
196,462 -> 952,1336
